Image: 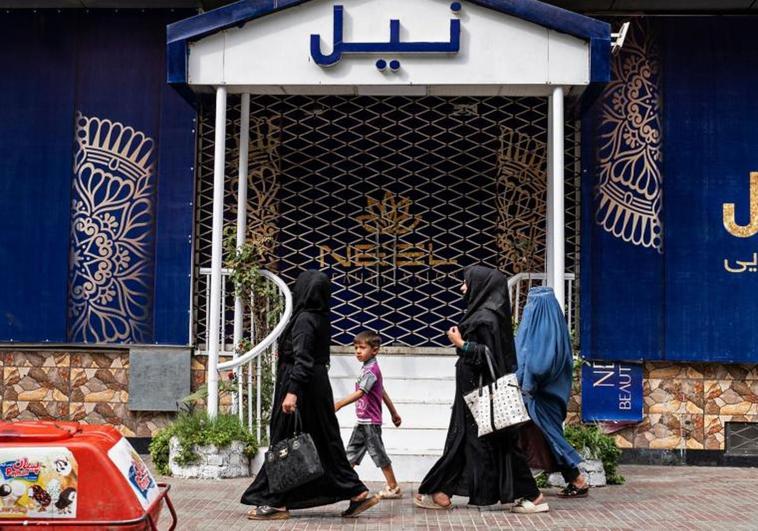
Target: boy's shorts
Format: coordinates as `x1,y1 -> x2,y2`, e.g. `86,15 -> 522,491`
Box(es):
345,424 -> 391,469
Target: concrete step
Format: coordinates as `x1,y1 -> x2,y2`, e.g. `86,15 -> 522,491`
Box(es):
338,426 -> 447,453
329,354 -> 457,380
325,353 -> 458,482
330,376 -> 457,403
335,401 -> 453,430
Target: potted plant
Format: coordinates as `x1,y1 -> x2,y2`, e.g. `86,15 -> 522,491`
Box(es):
539,424 -> 624,488
149,383 -> 257,479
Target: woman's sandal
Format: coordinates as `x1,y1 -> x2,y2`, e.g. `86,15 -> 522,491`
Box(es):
341,494 -> 380,518
413,494 -> 453,510
511,497 -> 550,514
246,506 -> 290,520
558,482 -> 589,498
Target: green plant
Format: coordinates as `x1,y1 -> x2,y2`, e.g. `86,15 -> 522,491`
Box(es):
564,424 -> 625,485
149,411 -> 257,476
180,377 -> 238,415
534,471 -> 549,488
222,227 -> 281,443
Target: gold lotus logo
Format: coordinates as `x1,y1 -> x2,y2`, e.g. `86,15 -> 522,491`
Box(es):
317,192 -> 457,268
356,191 -> 422,236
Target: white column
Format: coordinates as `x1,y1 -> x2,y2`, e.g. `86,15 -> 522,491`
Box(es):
207,86 -> 228,418
546,86 -> 565,311
232,93 -> 250,420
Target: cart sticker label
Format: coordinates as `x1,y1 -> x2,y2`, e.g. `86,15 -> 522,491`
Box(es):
0,447 -> 78,519
107,437 -> 159,510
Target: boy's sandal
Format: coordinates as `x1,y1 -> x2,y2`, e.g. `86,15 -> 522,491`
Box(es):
341,494 -> 380,518
558,483 -> 589,498
246,506 -> 290,520
378,484 -> 403,499
413,494 -> 452,510
511,498 -> 550,514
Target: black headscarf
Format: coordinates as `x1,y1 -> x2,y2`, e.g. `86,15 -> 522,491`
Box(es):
459,266 -> 508,332
283,270 -> 331,338
458,265 -> 514,374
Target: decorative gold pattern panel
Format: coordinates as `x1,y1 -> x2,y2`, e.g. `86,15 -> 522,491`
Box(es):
228,114 -> 282,262
496,126 -> 547,274
67,113 -> 156,343
596,19 -> 663,252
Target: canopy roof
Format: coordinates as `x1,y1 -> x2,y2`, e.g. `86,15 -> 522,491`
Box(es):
168,0 -> 610,96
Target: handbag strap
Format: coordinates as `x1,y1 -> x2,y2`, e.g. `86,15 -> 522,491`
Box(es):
478,346 -> 499,393
293,409 -> 303,436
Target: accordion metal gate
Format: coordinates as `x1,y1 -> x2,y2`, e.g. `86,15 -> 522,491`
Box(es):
194,95 -> 579,348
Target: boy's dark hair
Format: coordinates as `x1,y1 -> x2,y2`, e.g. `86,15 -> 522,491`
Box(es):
353,331 -> 381,349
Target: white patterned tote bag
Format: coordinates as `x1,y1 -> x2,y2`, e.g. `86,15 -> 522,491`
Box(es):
464,346 -> 531,437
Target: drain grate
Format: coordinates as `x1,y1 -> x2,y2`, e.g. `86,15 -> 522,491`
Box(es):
725,422 -> 758,456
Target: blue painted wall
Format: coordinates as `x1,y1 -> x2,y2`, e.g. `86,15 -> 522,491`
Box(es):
582,17 -> 758,363
0,10 -> 195,345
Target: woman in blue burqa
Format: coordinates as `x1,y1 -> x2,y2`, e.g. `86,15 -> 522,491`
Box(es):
415,265 -> 548,513
516,286 -> 588,498
242,270 -> 379,520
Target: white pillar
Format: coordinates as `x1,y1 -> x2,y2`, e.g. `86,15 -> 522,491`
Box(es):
546,86 -> 565,311
207,86 -> 228,418
232,94 -> 250,420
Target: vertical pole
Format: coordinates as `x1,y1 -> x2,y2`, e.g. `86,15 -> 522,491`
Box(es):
546,86 -> 565,311
248,292 -> 255,431
233,94 -> 250,420
207,86 -> 228,418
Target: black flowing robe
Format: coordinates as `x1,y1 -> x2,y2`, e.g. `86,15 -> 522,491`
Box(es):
241,271 -> 367,509
418,266 -> 540,506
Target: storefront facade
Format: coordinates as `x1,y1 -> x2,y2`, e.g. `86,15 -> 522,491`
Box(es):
1,1 -> 757,463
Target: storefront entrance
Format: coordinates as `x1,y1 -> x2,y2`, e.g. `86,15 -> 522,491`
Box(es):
193,95 -> 580,348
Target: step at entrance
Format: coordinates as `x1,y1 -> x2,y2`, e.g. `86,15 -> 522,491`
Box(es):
330,353 -> 455,483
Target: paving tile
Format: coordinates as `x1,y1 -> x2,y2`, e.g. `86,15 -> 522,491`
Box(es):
153,465 -> 758,530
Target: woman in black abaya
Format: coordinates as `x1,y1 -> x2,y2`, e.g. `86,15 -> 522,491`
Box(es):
242,270 -> 379,520
414,265 -> 548,513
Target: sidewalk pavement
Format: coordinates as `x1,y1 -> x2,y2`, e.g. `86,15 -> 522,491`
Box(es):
158,465 -> 758,530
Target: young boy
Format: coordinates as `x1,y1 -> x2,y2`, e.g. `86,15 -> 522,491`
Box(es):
335,331 -> 403,499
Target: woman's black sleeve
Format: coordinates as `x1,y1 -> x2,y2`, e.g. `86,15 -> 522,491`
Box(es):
456,326 -> 495,369
287,317 -> 316,397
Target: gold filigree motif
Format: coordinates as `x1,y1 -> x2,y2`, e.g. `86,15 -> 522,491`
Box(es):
68,112 -> 156,343
355,191 -> 422,237
496,126 -> 547,274
596,19 -> 663,251
229,115 -> 281,265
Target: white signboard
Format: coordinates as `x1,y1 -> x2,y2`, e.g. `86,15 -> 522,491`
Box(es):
187,0 -> 590,95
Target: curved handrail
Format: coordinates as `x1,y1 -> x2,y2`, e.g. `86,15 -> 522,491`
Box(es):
217,270 -> 293,370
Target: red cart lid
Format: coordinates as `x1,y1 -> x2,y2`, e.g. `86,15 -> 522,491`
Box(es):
0,421 -> 81,442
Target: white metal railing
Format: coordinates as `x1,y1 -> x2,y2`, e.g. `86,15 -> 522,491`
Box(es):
198,267 -> 291,440
508,272 -> 576,331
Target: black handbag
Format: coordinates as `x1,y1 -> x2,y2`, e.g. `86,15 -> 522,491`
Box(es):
264,410 -> 324,494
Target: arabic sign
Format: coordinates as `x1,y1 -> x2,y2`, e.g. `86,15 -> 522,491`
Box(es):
723,172 -> 758,273
311,3 -> 462,70
0,447 -> 78,519
107,438 -> 159,510
581,361 -> 643,422
186,0 -> 592,90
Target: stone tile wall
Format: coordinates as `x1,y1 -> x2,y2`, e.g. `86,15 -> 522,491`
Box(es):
1,350 -> 174,437
568,362 -> 758,451
2,349 -> 756,450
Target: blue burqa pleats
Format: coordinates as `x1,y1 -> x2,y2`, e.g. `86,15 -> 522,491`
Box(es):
515,286 -> 582,470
